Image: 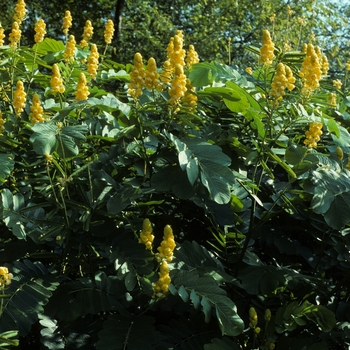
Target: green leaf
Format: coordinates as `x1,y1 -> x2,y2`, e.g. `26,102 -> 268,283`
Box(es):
204,337 -> 240,350
304,169 -> 350,229
170,270 -> 244,336
189,62 -> 218,87
327,118 -> 340,138
97,314 -> 155,350
32,38 -> 65,55
30,123 -> 57,155
285,144 -> 307,165
0,153 -> 14,184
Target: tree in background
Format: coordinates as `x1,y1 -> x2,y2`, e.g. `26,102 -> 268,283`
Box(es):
0,0 -> 348,67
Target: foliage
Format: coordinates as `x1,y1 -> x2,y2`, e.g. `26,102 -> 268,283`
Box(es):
0,1 -> 350,349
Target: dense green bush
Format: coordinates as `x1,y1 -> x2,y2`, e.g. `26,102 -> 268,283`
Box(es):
0,1 -> 350,349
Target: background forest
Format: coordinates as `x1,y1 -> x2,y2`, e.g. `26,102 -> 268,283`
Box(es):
0,0 -> 350,349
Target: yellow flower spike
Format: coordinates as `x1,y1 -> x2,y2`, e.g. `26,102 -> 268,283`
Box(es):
13,80 -> 27,116
0,26 -> 5,47
300,43 -> 322,95
144,57 -> 161,91
259,30 -> 275,66
75,72 -> 89,101
270,63 -> 288,102
168,64 -> 187,111
138,218 -> 155,250
264,308 -> 271,322
50,64 -> 65,94
104,19 -> 115,45
249,307 -> 258,328
44,152 -> 53,164
0,266 -> 13,287
87,44 -> 99,80
128,52 -> 146,99
9,21 -> 21,49
64,35 -> 76,63
156,224 -> 176,263
186,44 -> 199,68
13,0 -> 27,24
30,94 -> 45,124
62,10 -> 72,35
80,20 -> 94,48
182,78 -> 197,111
304,122 -> 323,149
160,60 -> 172,85
328,92 -> 337,107
333,79 -> 342,90
246,67 -> 253,75
153,260 -> 171,296
285,65 -> 296,91
170,34 -> 186,68
34,19 -> 46,43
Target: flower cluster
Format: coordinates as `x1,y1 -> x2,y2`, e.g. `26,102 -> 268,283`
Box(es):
144,58 -> 161,91
0,26 -> 5,47
50,64 -> 65,94
169,31 -> 186,69
249,307 -> 258,328
75,72 -> 89,101
153,261 -> 171,296
182,79 -> 197,111
186,44 -> 199,68
304,122 -> 323,148
299,43 -> 322,95
333,79 -> 342,90
13,80 -> 27,116
270,63 -> 295,102
13,0 -> 26,24
0,266 -> 13,287
9,21 -> 21,49
168,64 -> 187,110
138,218 -> 154,250
259,30 -> 275,66
34,19 -> 46,43
328,92 -> 337,107
30,94 -> 45,124
87,44 -> 99,80
80,20 -> 93,48
104,19 -> 115,45
62,10 -> 72,35
156,225 -> 176,263
64,35 -> 76,63
128,52 -> 146,99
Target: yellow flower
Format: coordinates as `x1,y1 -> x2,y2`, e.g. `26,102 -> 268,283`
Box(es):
80,20 -> 93,48
0,26 -> 5,47
62,10 -> 72,35
270,63 -> 289,102
264,309 -> 271,322
246,67 -> 253,75
45,152 -> 53,164
328,92 -> 337,107
169,33 -> 186,69
87,44 -> 99,80
75,72 -> 89,101
332,79 -> 342,89
249,307 -> 258,328
138,218 -> 155,250
128,52 -> 146,99
160,60 -> 172,85
13,80 -> 27,116
168,64 -> 187,111
182,78 -> 197,111
34,19 -> 46,43
285,65 -> 296,91
144,57 -> 161,91
30,94 -> 45,124
259,30 -> 275,66
0,266 -> 13,287
156,225 -> 176,263
153,260 -> 171,296
186,44 -> 199,68
304,122 -> 323,148
299,43 -> 322,95
13,0 -> 26,24
9,21 -> 21,49
64,35 -> 76,63
104,19 -> 115,45
50,64 -> 65,94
